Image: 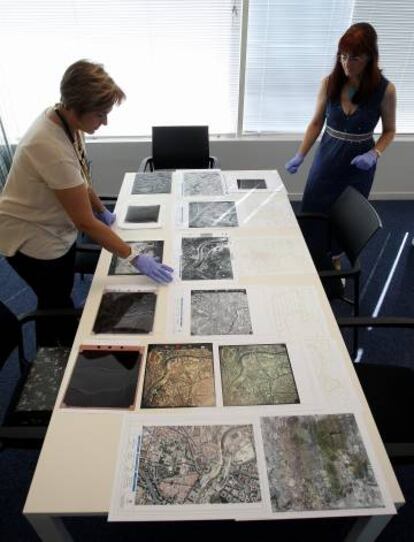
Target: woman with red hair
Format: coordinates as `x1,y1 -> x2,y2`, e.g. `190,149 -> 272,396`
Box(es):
285,22 -> 396,265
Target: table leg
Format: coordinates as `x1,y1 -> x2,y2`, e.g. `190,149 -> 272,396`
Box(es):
25,514 -> 73,542
345,515 -> 393,542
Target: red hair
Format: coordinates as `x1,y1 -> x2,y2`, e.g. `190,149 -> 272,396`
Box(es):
327,23 -> 382,104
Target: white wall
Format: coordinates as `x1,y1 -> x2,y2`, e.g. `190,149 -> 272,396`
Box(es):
86,138 -> 414,200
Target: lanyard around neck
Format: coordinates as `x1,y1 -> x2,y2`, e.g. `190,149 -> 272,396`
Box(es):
53,106 -> 92,185
54,106 -> 75,144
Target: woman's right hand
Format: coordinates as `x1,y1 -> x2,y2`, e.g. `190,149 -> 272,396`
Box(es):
132,254 -> 174,284
285,153 -> 305,174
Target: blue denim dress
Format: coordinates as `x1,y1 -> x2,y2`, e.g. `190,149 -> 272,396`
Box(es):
301,76 -> 389,213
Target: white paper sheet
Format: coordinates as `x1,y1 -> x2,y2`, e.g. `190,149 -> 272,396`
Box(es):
232,236 -> 314,277
109,410 -> 394,521
109,413 -> 267,521
169,285 -> 330,341
176,192 -> 296,231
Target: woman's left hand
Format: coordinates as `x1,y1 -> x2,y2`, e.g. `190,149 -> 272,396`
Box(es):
350,150 -> 378,170
95,207 -> 116,226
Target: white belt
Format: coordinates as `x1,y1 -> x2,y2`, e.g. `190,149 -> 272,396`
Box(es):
326,125 -> 373,142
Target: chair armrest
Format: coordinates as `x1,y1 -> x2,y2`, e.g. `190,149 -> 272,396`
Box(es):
19,307 -> 83,325
337,316 -> 414,329
319,262 -> 361,279
138,157 -> 154,172
209,156 -> 219,168
295,212 -> 328,222
75,243 -> 100,254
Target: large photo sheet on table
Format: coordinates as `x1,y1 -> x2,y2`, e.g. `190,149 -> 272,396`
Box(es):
170,284 -> 330,340
223,170 -> 285,194
109,413 -> 266,521
176,192 -> 296,231
109,410 -> 394,521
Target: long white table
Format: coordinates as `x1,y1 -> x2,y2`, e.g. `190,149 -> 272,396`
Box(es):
23,170 -> 404,541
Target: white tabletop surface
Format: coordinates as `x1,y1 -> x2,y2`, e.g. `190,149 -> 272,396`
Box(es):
24,170 -> 404,516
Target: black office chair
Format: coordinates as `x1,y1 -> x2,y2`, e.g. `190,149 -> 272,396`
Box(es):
0,300 -> 81,447
297,186 -> 382,355
75,195 -> 117,278
337,316 -> 414,462
139,126 -> 219,172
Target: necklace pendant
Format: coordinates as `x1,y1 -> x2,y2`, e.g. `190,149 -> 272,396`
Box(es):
348,86 -> 357,100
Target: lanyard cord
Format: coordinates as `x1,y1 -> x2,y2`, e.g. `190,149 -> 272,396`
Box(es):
53,106 -> 92,185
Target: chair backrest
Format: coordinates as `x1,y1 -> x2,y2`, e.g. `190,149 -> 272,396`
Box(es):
0,300 -> 21,369
152,126 -> 211,170
329,186 -> 382,264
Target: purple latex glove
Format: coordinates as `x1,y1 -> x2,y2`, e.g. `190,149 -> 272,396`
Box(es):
285,153 -> 305,174
350,150 -> 378,171
95,207 -> 116,226
132,254 -> 174,284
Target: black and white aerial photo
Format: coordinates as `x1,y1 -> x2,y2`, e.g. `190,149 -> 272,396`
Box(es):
191,289 -> 252,335
181,237 -> 233,280
109,241 -> 164,275
132,172 -> 172,194
237,178 -> 267,190
189,201 -> 238,228
182,171 -> 224,196
125,205 -> 160,223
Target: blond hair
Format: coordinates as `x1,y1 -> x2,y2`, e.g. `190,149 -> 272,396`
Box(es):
60,59 -> 125,114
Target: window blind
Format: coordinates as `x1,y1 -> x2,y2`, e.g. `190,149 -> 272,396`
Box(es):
351,1 -> 414,134
243,0 -> 414,134
0,0 -> 241,140
243,0 -> 353,133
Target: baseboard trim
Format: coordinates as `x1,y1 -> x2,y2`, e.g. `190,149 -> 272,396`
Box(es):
288,192 -> 414,201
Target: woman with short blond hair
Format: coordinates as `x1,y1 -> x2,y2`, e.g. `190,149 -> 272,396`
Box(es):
0,59 -> 173,343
